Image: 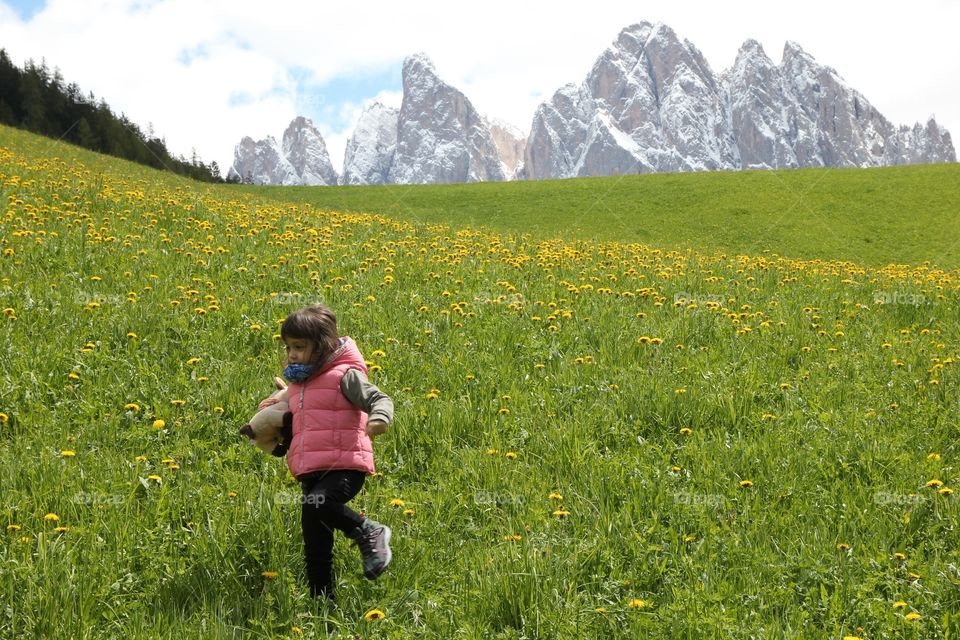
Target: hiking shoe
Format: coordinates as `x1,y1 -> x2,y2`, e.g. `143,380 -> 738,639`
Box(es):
348,518 -> 392,580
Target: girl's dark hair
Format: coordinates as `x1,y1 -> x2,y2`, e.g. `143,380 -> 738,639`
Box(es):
280,304 -> 340,365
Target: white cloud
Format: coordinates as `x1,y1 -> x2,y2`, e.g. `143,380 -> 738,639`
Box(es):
0,0 -> 956,176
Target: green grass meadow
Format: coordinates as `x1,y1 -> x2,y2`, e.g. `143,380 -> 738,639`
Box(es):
1,124 -> 960,639
246,163 -> 960,270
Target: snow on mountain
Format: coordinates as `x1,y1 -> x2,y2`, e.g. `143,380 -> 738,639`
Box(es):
486,117 -> 526,180
227,117 -> 338,185
523,22 -> 740,179
341,102 -> 399,185
523,21 -> 954,179
229,21 -> 954,186
388,53 -> 506,184
226,135 -> 298,185
282,116 -> 339,186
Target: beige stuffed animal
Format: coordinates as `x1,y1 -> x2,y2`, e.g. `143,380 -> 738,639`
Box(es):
239,377 -> 291,455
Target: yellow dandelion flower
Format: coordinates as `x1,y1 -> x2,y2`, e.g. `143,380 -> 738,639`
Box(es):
548,491 -> 563,501
739,480 -> 754,488
679,427 -> 692,436
213,406 -> 224,414
60,450 -> 75,458
836,543 -> 850,551
53,526 -> 69,533
938,487 -> 953,496
927,453 -> 941,461
147,475 -> 162,483
135,455 -> 147,462
503,534 -> 522,542
67,372 -> 80,381
595,607 -> 608,613
925,479 -> 943,488
684,533 -> 697,543
0,412 -> 8,423
904,612 -> 921,622
152,419 -> 166,429
892,601 -> 908,610
403,509 -> 415,517
170,399 -> 186,407
363,608 -> 385,621
552,509 -> 570,518
228,491 -> 238,498
487,448 -> 499,455
261,571 -> 279,579
127,332 -> 138,339
7,524 -> 22,532
498,407 -> 510,415
44,513 -> 59,522
124,403 -> 141,412
893,552 -> 906,561
186,357 -> 201,365
371,350 -> 386,357
505,451 -> 517,460
627,598 -> 648,609
389,499 -> 406,507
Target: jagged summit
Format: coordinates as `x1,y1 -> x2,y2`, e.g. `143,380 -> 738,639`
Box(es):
227,116 -> 338,185
387,52 -> 506,184
341,102 -> 398,186
522,23 -> 953,179
229,22 -> 954,186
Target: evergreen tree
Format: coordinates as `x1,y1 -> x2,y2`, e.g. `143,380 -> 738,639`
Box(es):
76,116 -> 97,148
0,47 -> 224,183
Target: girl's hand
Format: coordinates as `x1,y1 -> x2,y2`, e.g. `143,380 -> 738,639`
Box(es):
366,420 -> 388,437
258,397 -> 279,411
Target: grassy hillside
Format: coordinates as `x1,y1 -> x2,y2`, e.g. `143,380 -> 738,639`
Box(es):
2,124 -> 959,639
245,163 -> 960,269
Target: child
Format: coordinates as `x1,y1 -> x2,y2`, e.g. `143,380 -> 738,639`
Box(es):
259,303 -> 393,603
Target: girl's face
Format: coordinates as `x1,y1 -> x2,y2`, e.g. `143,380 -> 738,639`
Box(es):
284,337 -> 315,365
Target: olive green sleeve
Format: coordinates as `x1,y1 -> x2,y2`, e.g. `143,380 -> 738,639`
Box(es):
340,368 -> 394,425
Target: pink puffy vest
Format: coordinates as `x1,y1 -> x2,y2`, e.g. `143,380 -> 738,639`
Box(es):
286,338 -> 375,478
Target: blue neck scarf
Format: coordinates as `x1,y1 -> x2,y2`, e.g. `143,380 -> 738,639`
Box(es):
283,363 -> 315,383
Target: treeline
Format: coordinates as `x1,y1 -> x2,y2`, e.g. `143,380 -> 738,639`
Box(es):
0,49 -> 228,183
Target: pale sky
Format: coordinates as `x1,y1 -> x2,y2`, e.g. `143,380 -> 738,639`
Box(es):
0,0 -> 956,176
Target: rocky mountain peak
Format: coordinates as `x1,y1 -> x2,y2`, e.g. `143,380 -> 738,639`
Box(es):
227,116 -> 338,185
230,21 -> 953,186
388,53 -> 505,184
341,102 -> 399,185
282,116 -> 338,186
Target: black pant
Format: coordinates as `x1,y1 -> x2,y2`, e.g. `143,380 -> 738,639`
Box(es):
300,470 -> 366,600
